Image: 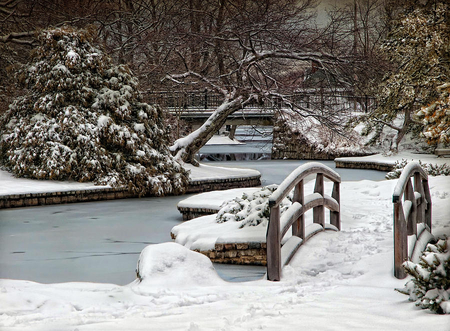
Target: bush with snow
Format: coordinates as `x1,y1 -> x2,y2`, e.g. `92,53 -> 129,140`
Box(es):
386,159 -> 450,179
216,184 -> 293,228
397,237 -> 450,314
0,26 -> 188,196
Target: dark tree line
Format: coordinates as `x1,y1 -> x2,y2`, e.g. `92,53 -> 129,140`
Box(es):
2,0 -> 444,163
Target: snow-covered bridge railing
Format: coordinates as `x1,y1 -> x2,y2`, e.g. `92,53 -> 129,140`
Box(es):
266,162 -> 341,281
146,90 -> 376,113
393,161 -> 433,279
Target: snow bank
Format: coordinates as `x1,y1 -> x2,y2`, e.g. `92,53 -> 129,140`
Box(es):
185,163 -> 260,181
177,187 -> 261,210
0,169 -> 110,195
0,163 -> 260,196
133,242 -> 224,287
335,151 -> 449,167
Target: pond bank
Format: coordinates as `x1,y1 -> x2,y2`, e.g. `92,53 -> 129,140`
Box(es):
0,164 -> 261,209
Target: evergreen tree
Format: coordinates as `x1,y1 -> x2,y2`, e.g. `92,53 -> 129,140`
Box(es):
0,26 -> 189,196
365,1 -> 450,150
416,82 -> 450,146
397,237 -> 450,314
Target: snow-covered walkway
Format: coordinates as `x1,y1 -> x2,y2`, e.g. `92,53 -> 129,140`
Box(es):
1,173 -> 450,329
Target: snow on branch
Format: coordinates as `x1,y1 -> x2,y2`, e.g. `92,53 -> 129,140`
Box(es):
164,71 -> 228,96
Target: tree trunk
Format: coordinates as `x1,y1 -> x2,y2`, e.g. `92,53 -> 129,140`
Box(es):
392,109 -> 412,152
169,96 -> 245,165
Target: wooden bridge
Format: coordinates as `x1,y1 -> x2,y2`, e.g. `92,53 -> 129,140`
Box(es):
265,161 -> 436,281
393,161 -> 434,279
146,90 -> 376,127
266,162 -> 341,281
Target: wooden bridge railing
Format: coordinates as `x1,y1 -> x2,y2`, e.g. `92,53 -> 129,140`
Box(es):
392,161 -> 432,279
266,162 -> 341,281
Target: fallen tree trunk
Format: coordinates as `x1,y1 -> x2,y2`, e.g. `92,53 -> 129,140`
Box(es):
169,95 -> 249,165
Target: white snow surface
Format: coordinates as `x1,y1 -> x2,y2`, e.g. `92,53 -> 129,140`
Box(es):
1,176 -> 449,329
0,163 -> 259,196
336,151 -> 449,166
177,187 -> 261,210
185,163 -> 260,182
0,170 -> 111,195
205,134 -> 244,145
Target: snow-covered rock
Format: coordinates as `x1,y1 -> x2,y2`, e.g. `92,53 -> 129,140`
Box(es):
133,243 -> 224,287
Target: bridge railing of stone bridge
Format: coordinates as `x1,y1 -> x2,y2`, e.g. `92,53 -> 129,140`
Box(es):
266,162 -> 341,281
145,90 -> 377,113
393,161 -> 433,279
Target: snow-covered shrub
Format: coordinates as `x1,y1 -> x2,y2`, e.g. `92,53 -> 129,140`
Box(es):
386,159 -> 450,179
0,26 -> 189,196
216,184 -> 293,228
272,109 -> 367,159
397,237 -> 450,314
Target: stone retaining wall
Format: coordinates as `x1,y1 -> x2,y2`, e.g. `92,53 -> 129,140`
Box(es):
186,175 -> 261,193
0,188 -> 134,209
335,160 -> 394,172
197,242 -> 267,265
0,175 -> 261,209
178,207 -> 219,221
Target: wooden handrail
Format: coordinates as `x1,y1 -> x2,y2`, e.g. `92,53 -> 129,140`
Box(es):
266,162 -> 341,281
392,161 -> 432,279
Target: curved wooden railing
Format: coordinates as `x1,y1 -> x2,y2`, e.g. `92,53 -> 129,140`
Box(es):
393,161 -> 433,279
266,162 -> 341,281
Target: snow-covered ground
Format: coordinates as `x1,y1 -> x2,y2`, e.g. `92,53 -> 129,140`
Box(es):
0,170 -> 111,196
1,176 -> 449,329
0,155 -> 449,330
336,151 -> 450,167
0,164 -> 260,196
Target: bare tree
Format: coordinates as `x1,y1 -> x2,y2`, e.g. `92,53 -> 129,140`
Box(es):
161,0 -> 358,164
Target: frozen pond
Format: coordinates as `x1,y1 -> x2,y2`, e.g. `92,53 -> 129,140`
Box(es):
0,159 -> 387,285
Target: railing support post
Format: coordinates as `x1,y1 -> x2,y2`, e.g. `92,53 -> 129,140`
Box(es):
267,206 -> 281,281
405,180 -> 416,236
330,182 -> 340,230
414,173 -> 425,224
423,179 -> 432,231
394,201 -> 407,279
293,180 -> 305,239
313,173 -> 324,227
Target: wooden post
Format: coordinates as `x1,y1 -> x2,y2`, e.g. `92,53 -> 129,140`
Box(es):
293,180 -> 305,239
394,201 -> 407,279
267,206 -> 281,281
405,179 -> 416,236
414,173 -> 425,224
330,181 -> 340,230
313,173 -> 324,227
423,179 -> 432,231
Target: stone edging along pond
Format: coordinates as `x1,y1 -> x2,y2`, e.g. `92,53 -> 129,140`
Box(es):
0,175 -> 262,209
334,159 -> 394,172
199,242 -> 267,266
